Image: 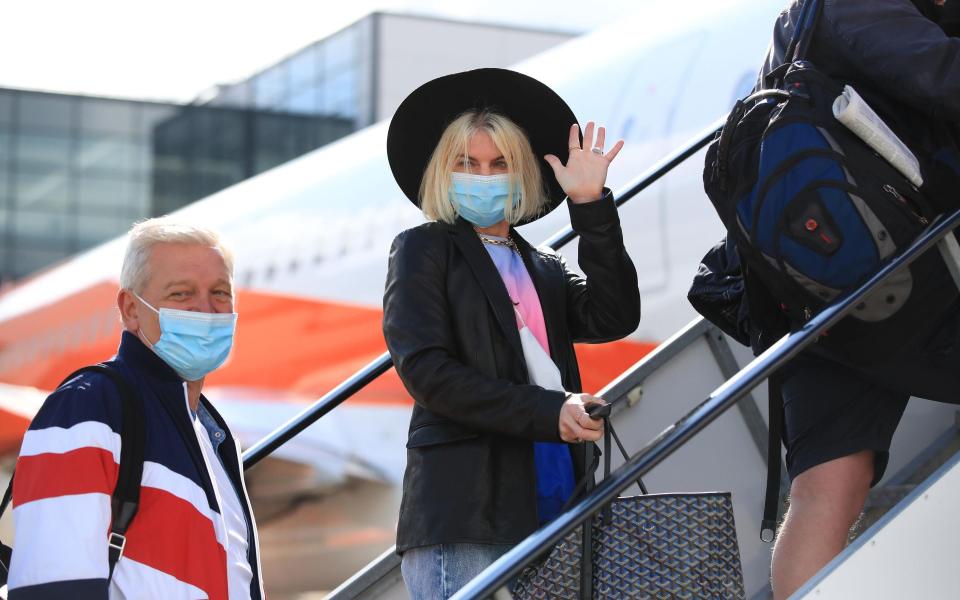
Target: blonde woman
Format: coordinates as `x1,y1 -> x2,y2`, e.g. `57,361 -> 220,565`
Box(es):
383,68 -> 641,599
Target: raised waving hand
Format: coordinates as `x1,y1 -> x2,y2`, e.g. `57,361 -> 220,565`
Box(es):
544,121 -> 625,204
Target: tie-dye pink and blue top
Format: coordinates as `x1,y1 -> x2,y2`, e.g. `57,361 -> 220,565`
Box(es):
481,235 -> 575,525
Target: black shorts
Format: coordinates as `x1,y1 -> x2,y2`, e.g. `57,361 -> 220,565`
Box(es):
780,303 -> 960,485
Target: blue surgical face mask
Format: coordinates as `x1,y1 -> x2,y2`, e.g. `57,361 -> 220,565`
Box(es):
134,293 -> 237,381
448,173 -> 520,228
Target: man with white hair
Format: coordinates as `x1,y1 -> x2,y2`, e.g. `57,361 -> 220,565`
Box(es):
5,218 -> 264,599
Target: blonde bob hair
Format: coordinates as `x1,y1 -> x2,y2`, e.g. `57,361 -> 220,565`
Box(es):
418,110 -> 548,225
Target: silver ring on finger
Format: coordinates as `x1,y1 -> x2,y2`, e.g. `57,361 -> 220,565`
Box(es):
591,147 -> 603,155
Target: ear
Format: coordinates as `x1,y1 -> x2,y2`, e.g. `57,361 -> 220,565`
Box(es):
117,288 -> 139,333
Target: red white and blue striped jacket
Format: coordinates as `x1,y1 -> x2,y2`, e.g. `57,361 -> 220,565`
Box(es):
8,331 -> 265,599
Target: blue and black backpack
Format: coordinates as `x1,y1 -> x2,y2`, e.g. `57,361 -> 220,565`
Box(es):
702,0 -> 958,365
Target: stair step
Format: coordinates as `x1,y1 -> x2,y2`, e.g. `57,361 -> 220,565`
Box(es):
864,484 -> 916,510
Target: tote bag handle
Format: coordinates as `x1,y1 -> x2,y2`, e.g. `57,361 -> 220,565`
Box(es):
562,404 -> 647,514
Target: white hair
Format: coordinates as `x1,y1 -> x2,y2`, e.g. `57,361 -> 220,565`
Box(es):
120,218 -> 234,293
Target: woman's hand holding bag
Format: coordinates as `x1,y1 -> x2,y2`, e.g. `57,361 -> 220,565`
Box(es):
558,394 -> 606,443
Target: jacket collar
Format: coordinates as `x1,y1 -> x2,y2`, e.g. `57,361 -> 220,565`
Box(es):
117,329 -> 184,384
116,330 -> 219,500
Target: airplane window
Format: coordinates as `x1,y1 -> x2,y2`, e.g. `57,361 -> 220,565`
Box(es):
313,253 -> 324,266
241,270 -> 254,287
264,265 -> 275,281
288,259 -> 299,273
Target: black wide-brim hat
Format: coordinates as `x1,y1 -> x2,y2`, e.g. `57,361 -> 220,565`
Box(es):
387,68 -> 579,224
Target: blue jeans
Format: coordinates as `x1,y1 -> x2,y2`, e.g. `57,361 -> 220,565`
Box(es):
401,543 -> 512,599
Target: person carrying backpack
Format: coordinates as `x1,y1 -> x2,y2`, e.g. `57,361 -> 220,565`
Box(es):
3,218 -> 264,599
690,0 -> 960,598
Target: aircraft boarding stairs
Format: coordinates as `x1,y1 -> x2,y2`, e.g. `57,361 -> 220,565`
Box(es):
324,316 -> 960,600
238,123 -> 960,599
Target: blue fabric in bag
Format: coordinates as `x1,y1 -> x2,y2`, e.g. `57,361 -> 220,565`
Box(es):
534,442 -> 575,525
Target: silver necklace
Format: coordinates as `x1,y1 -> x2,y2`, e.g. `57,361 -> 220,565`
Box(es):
477,234 -> 519,253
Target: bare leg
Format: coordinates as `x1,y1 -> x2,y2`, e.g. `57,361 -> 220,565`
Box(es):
771,450 -> 874,600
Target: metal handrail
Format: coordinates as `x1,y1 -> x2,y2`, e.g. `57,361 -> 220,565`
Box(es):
241,118 -> 725,470
452,208 -> 960,599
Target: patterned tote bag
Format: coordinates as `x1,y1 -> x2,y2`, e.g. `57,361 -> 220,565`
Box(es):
513,409 -> 746,599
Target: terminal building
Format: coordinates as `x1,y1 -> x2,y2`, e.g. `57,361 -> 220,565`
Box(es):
0,92 -> 350,282
0,13 -> 572,284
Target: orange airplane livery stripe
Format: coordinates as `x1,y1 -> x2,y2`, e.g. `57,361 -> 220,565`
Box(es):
0,281 -> 654,446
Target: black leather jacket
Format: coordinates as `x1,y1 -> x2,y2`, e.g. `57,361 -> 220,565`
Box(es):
383,194 -> 641,552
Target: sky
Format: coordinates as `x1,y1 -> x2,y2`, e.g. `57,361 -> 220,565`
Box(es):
0,0 -> 642,103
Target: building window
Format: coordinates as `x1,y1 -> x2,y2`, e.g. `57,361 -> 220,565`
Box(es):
17,93 -> 73,130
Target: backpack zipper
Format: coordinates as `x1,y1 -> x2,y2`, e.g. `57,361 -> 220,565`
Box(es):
882,184 -> 929,225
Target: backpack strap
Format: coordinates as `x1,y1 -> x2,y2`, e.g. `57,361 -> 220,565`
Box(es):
762,0 -> 825,89
761,375 -> 786,542
62,364 -> 147,580
785,0 -> 825,65
0,364 -> 146,583
715,89 -> 792,193
0,478 -> 12,580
